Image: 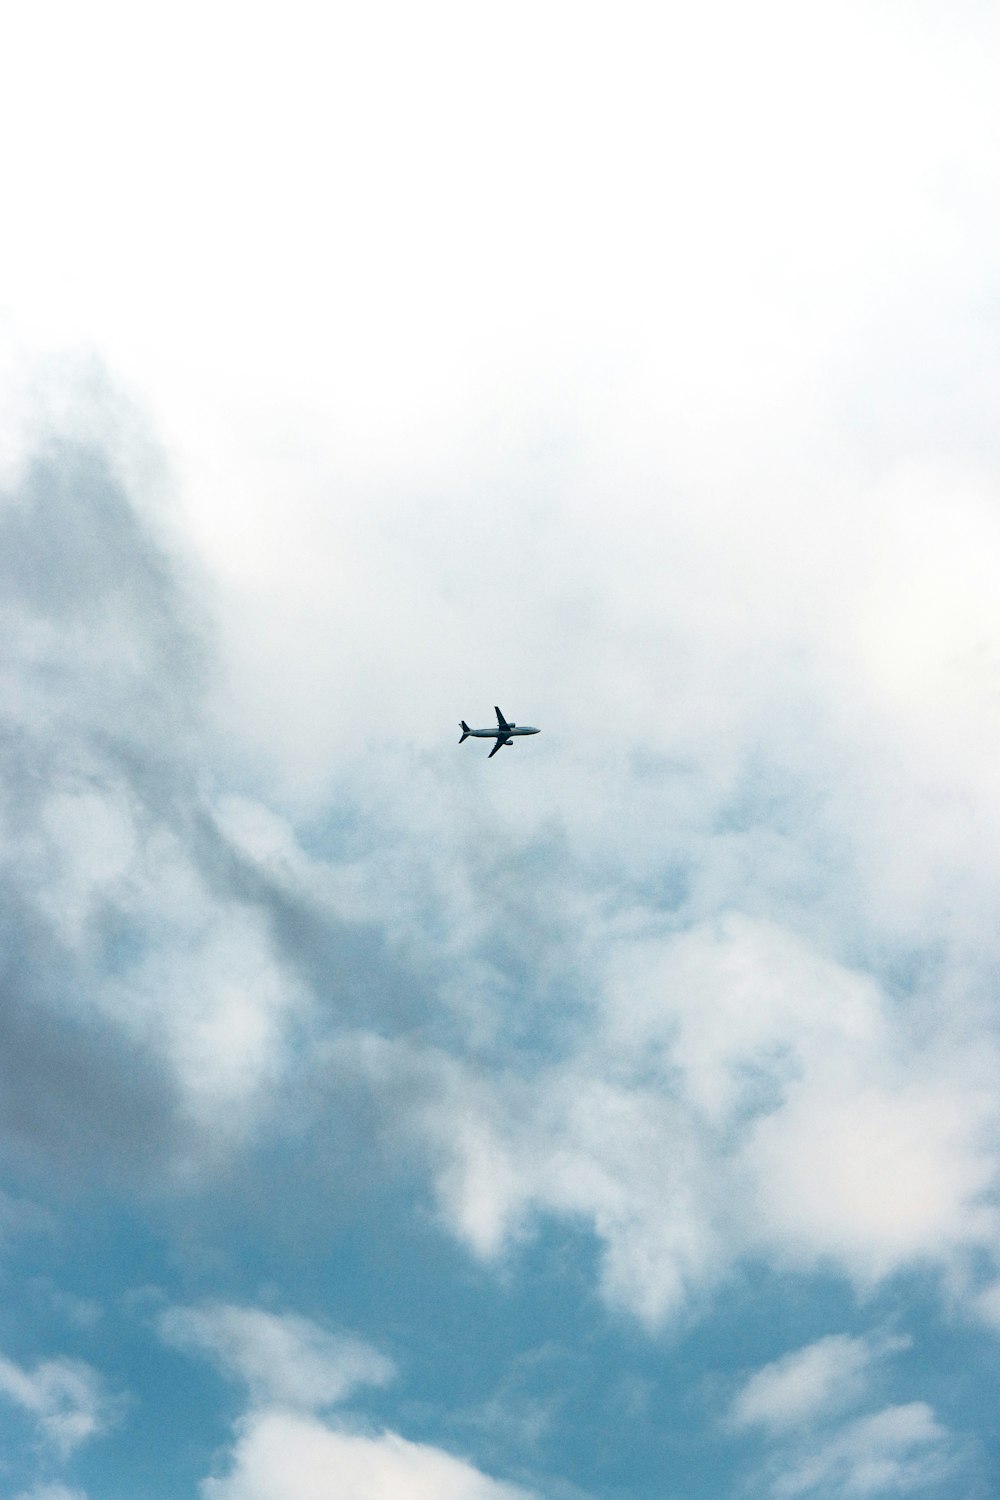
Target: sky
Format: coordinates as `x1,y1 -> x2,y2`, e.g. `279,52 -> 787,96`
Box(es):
1,2 -> 1000,1496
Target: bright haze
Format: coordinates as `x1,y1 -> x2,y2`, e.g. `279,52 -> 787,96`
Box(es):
1,3 -> 999,1497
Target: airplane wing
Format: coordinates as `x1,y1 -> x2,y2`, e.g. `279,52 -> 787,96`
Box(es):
494,706 -> 511,731
488,738 -> 505,758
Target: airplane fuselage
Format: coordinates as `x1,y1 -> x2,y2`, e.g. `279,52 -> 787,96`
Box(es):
464,725 -> 540,738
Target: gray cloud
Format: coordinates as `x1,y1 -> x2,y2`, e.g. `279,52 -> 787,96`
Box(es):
0,419 -> 468,1212
0,438 -> 201,1183
0,434 -> 315,1187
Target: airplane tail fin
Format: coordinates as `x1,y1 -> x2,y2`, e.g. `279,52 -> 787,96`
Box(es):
459,721 -> 470,743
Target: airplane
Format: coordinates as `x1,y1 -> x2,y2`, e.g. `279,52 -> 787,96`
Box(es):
459,706 -> 541,758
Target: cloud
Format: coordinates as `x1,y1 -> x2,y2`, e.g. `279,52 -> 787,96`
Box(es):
1,19 -> 999,1492
771,1403 -> 957,1498
0,7 -> 999,1498
742,1072 -> 999,1282
971,1279 -> 1000,1328
2,0 -> 1000,1341
0,421 -> 378,1185
160,1305 -> 546,1499
449,1344 -> 573,1460
728,1336 -> 971,1497
201,1409 -> 537,1500
157,1304 -> 395,1412
13,1488 -> 88,1500
28,1282 -> 103,1332
339,910 -> 1000,1328
729,1334 -> 907,1434
0,1189 -> 54,1242
0,433 -> 209,1170
0,1351 -> 120,1458
53,0 -> 993,1340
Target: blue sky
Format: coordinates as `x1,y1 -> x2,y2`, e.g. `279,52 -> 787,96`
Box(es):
2,3 -> 1000,1497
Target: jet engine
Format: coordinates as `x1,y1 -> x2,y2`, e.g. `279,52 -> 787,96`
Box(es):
505,738 -> 514,746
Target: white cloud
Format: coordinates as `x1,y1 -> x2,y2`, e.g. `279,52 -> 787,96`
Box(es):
3,1 -> 998,816
742,1072 -> 999,1282
342,912 -> 1000,1327
0,1352 -> 119,1457
772,1403 -> 956,1498
201,1409 -> 536,1500
157,1304 -> 395,1412
341,1031 -> 726,1326
730,1334 -> 906,1434
159,1305 -> 541,1499
728,1339 -> 968,1496
112,910 -> 306,1139
14,1487 -> 89,1500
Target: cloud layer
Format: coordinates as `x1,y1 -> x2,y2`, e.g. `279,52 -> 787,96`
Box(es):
2,3 -> 1000,1496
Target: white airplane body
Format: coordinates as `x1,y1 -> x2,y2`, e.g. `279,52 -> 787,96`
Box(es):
460,706 -> 540,758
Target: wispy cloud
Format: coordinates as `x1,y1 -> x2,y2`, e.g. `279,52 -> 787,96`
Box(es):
157,1303 -> 395,1412
0,1351 -> 121,1458
729,1334 -> 908,1434
971,1279 -> 1000,1328
728,1335 -> 968,1498
772,1403 -> 957,1498
0,1189 -> 54,1242
13,1487 -> 89,1500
